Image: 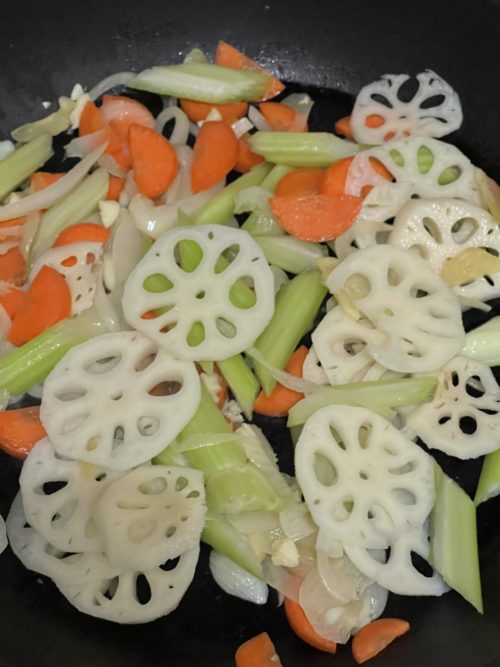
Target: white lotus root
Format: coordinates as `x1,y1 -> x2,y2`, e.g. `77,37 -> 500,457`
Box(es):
29,242 -> 103,315
122,224 -> 275,361
406,356 -> 500,459
344,527 -> 448,596
54,544 -> 200,623
389,198 -> 500,302
326,245 -> 465,373
302,346 -> 328,385
6,492 -> 119,586
295,405 -> 435,549
40,331 -> 201,470
19,438 -> 120,552
350,71 -> 462,144
95,466 -> 206,571
345,137 -> 480,206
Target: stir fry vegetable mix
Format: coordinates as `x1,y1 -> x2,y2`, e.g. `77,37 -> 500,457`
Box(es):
0,41 -> 499,663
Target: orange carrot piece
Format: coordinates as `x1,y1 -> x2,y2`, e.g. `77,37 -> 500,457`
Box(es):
214,365 -> 229,411
0,248 -> 26,287
234,135 -> 264,173
8,266 -> 71,346
270,193 -> 362,242
0,287 -> 25,320
191,120 -> 238,193
0,217 -> 27,230
107,176 -> 125,201
30,172 -> 64,192
235,632 -> 283,667
334,115 -> 354,139
0,406 -> 46,459
366,114 -> 385,129
179,99 -> 249,125
259,102 -> 297,131
254,346 -> 308,416
284,597 -> 337,653
53,223 -> 111,248
276,168 -> 325,197
102,95 -> 155,143
352,618 -> 410,664
215,40 -> 284,101
128,123 -> 178,199
79,100 -> 108,137
320,157 -> 355,197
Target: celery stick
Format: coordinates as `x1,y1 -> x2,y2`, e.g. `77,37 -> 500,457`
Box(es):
28,168 -> 109,265
260,165 -> 294,191
0,306 -> 107,395
241,165 -> 293,237
474,449 -> 500,506
202,511 -> 263,579
152,443 -> 189,467
206,464 -> 284,514
129,63 -> 273,103
191,163 -> 272,226
462,316 -> 500,366
252,270 -> 327,395
0,133 -> 53,202
430,464 -> 483,613
254,235 -> 327,274
287,377 -> 438,427
217,354 -> 260,420
12,100 -> 74,143
249,132 -> 359,167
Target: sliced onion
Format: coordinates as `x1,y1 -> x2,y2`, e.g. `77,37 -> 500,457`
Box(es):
262,557 -> 302,603
183,48 -> 208,64
65,130 -> 109,159
248,105 -> 272,131
234,186 -> 272,215
97,153 -> 128,178
0,514 -> 7,555
209,550 -> 268,605
282,93 -> 314,132
155,106 -> 190,145
317,551 -> 373,605
201,108 -> 224,124
0,145 -> 106,222
124,171 -> 139,200
101,98 -> 155,130
0,240 -> 20,255
279,504 -> 316,542
188,121 -> 199,138
228,511 -> 280,535
20,212 -> 40,259
271,266 -> 289,294
87,72 -> 135,101
165,145 -> 193,203
231,118 -> 254,139
457,296 -> 492,312
247,346 -> 321,394
0,224 -> 23,241
106,210 -> 144,292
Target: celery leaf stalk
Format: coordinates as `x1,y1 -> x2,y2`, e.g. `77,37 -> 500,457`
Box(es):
474,449 -> 500,506
0,133 -> 53,202
249,132 -> 359,167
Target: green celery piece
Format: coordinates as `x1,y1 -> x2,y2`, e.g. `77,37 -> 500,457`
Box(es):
474,449 -> 500,506
0,306 -> 107,395
254,235 -> 327,274
12,100 -> 75,143
152,443 -> 189,467
260,164 -> 294,191
199,360 -> 215,375
288,377 -> 438,427
241,165 -> 293,237
252,270 -> 327,395
249,132 -> 359,167
0,133 -> 53,201
206,464 -> 284,514
28,168 -> 109,266
217,355 -> 260,420
202,511 -> 263,579
462,316 -> 500,366
129,63 -> 273,103
176,382 -> 247,476
430,464 -> 483,613
191,163 -> 272,227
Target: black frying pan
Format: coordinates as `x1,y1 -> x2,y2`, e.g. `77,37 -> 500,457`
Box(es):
1,1 -> 500,665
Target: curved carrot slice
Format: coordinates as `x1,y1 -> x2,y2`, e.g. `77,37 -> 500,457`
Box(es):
107,175 -> 125,201
270,193 -> 361,242
191,120 -> 238,193
320,156 -> 393,198
215,40 -> 284,101
53,223 -> 111,247
234,135 -> 264,173
334,115 -> 354,139
0,287 -> 25,319
352,618 -> 410,664
8,266 -> 71,346
0,248 -> 26,287
254,345 -> 308,416
235,632 -> 283,667
30,172 -> 64,192
259,102 -> 297,131
0,406 -> 46,459
284,597 -> 337,653
180,99 -> 249,125
79,100 -> 108,136
128,123 -> 178,199
276,168 -> 325,197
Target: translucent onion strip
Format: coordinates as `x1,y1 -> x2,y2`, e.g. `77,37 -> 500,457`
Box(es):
155,106 -> 190,145
209,550 -> 268,604
248,105 -> 272,131
247,346 -> 321,394
65,130 -> 109,159
87,72 -> 135,101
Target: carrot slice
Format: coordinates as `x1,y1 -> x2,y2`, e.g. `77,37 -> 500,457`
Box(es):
284,597 -> 337,653
352,618 -> 410,664
107,176 -> 125,201
276,168 -> 325,197
254,345 -> 308,417
259,102 -> 297,131
320,156 -> 393,198
79,100 -> 108,137
128,123 -> 178,199
0,287 -> 25,319
0,248 -> 26,287
334,115 -> 354,139
234,135 -> 264,173
8,266 -> 71,346
53,223 -> 111,247
30,172 -> 64,192
0,406 -> 46,459
215,40 -> 284,101
235,632 -> 283,667
191,120 -> 238,193
270,193 -> 362,242
179,99 -> 249,125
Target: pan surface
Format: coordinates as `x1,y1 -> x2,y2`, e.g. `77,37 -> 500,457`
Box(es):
0,1 -> 500,665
